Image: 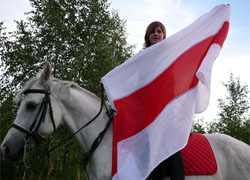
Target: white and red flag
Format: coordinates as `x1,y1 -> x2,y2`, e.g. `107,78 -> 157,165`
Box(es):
102,4 -> 230,180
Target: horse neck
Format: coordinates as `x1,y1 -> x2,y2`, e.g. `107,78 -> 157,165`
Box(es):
61,86 -> 113,178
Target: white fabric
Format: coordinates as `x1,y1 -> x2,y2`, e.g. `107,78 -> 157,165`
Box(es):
102,4 -> 230,180
114,44 -> 221,180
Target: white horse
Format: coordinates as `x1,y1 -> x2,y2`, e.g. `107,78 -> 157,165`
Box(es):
1,62 -> 250,180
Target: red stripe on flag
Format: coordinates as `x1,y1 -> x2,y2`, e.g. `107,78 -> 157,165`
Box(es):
213,22 -> 229,47
111,21 -> 229,177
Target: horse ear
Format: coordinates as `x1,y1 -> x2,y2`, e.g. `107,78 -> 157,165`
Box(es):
40,61 -> 51,85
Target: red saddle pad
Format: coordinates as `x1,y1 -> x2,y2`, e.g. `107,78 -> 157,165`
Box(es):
181,133 -> 217,175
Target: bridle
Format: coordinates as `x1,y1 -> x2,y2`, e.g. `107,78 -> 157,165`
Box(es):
11,87 -> 56,144
11,85 -> 114,180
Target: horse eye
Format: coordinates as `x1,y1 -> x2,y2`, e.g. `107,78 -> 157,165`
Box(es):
27,102 -> 37,110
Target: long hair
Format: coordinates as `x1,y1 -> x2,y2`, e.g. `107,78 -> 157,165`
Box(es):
144,21 -> 166,48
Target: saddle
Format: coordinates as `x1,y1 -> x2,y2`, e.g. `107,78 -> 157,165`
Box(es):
181,133 -> 217,175
148,133 -> 217,179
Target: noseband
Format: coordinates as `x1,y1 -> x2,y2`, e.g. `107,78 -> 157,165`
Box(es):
11,88 -> 56,144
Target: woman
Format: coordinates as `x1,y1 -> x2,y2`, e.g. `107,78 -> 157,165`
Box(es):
144,21 -> 185,180
144,21 -> 166,48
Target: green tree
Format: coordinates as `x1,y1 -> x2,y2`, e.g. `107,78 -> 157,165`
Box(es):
207,73 -> 250,145
1,0 -> 134,179
192,117 -> 206,134
1,0 -> 133,99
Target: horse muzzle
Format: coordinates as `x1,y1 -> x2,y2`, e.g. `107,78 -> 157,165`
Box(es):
0,140 -> 24,161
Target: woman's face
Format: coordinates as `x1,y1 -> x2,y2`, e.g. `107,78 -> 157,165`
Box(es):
149,26 -> 165,46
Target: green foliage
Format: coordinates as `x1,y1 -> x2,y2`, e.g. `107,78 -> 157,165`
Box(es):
199,73 -> 250,145
1,0 -> 134,179
192,117 -> 206,134
1,0 -> 133,98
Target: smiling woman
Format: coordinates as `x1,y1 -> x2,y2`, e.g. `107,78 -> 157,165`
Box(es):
149,26 -> 165,45
144,21 -> 166,48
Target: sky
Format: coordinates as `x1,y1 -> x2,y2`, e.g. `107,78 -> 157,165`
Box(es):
1,0 -> 250,122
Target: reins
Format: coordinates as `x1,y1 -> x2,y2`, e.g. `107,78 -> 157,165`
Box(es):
14,85 -> 114,179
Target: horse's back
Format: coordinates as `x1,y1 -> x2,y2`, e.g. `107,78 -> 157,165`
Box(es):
181,134 -> 250,180
152,134 -> 250,180
204,134 -> 250,180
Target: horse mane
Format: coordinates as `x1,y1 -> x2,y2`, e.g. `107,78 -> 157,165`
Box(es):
14,71 -> 100,104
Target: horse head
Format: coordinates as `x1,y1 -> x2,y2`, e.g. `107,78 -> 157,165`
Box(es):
0,61 -> 62,161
